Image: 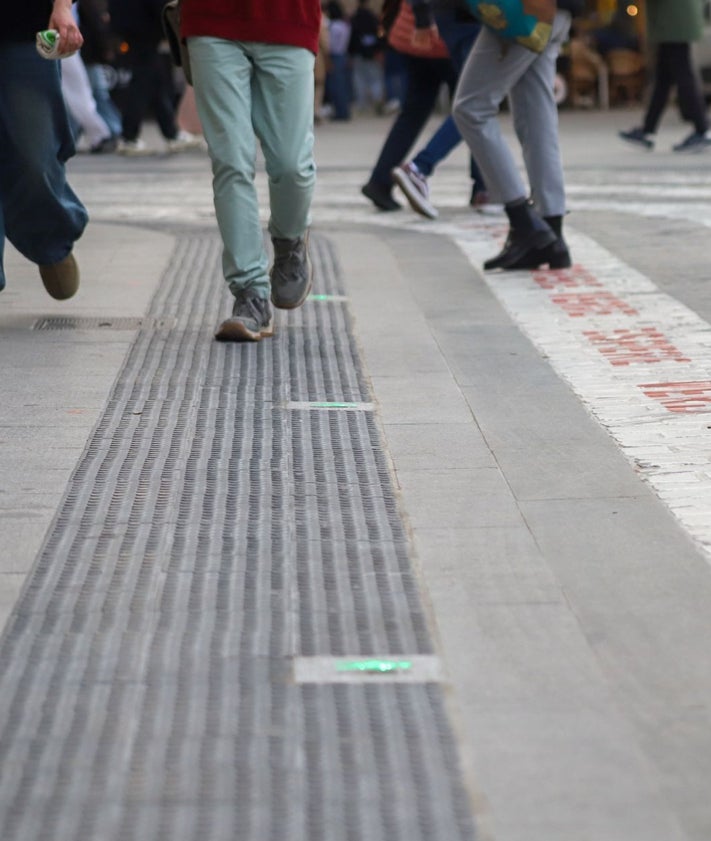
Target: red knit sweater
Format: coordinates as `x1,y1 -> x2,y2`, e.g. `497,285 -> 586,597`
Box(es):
181,0 -> 322,55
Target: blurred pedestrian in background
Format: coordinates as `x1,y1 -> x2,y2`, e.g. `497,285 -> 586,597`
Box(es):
591,8 -> 640,56
77,0 -> 122,139
61,50 -> 116,152
1,0 -> 88,299
390,1 -> 488,217
361,0 -> 485,217
182,0 -> 321,342
60,3 -> 116,153
382,45 -> 407,113
314,11 -> 331,122
348,0 -> 385,113
618,0 -> 711,153
325,1 -> 352,121
450,0 -> 584,271
109,0 -> 200,154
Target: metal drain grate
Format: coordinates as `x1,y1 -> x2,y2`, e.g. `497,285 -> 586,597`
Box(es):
33,315 -> 176,330
0,233 -> 477,841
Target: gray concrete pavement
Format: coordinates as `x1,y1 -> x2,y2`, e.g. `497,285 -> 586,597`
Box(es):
2,107 -> 711,840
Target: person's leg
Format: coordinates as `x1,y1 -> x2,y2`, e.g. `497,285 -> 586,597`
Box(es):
328,54 -> 351,120
151,51 -> 180,141
642,45 -> 674,134
250,43 -> 316,311
351,55 -> 367,110
667,42 -> 709,135
453,27 -> 536,206
430,11 -> 487,192
509,10 -> 571,218
0,43 -> 87,290
85,63 -> 123,137
250,43 -> 316,242
453,32 -> 557,269
411,114 -> 461,175
506,11 -> 572,268
410,61 -> 460,175
383,48 -> 407,107
188,36 -> 269,301
121,43 -> 158,142
60,53 -> 112,149
365,58 -> 384,109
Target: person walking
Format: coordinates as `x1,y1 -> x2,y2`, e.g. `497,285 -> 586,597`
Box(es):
181,0 -> 321,342
348,0 -> 385,113
77,0 -> 123,140
61,50 -> 116,153
446,0 -> 584,271
389,3 -> 488,218
1,0 -> 89,299
618,0 -> 711,153
109,0 -> 200,155
325,1 -> 352,122
361,1 -> 485,216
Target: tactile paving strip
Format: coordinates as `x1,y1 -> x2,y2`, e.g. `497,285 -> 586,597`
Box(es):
0,233 -> 477,841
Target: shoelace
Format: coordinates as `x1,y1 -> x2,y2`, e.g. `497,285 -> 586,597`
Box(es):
273,244 -> 305,281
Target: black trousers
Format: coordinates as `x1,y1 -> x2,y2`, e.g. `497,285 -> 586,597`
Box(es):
122,43 -> 178,142
643,42 -> 708,135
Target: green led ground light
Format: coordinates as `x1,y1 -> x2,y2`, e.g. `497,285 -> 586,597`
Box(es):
309,402 -> 360,409
336,659 -> 413,674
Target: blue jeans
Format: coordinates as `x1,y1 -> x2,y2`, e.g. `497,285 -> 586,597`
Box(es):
412,13 -> 485,190
86,63 -> 123,137
326,53 -> 351,120
369,54 -> 455,189
0,43 -> 88,291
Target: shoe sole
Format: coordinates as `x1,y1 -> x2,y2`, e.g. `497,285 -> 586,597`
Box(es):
361,184 -> 402,212
391,168 -> 438,219
673,145 -> 711,154
214,317 -> 275,342
618,136 -> 653,151
39,254 -> 80,300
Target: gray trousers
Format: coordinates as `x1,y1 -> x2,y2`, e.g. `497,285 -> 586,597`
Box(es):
453,11 -> 571,217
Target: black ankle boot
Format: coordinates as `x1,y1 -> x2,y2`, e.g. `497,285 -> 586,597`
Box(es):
505,214 -> 572,270
484,199 -> 557,271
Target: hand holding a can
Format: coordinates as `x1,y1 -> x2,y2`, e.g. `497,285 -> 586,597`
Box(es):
45,0 -> 83,57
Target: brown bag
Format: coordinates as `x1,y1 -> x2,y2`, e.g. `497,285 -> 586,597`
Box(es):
387,3 -> 449,59
162,0 -> 192,85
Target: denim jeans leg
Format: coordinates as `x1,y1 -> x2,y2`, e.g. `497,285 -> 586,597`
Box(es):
327,54 -> 351,120
0,43 -> 88,288
86,63 -> 123,137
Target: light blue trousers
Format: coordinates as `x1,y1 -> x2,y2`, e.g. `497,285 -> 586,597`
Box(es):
188,38 -> 316,300
453,11 -> 571,217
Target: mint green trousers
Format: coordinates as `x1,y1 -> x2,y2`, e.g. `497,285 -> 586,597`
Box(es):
188,37 -> 316,300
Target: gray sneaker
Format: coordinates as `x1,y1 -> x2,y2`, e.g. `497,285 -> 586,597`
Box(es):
269,233 -> 313,310
215,295 -> 274,342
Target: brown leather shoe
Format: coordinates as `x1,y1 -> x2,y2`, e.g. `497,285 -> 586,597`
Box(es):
39,253 -> 80,300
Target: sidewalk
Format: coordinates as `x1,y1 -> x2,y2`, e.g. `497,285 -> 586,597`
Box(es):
1,108 -> 711,841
